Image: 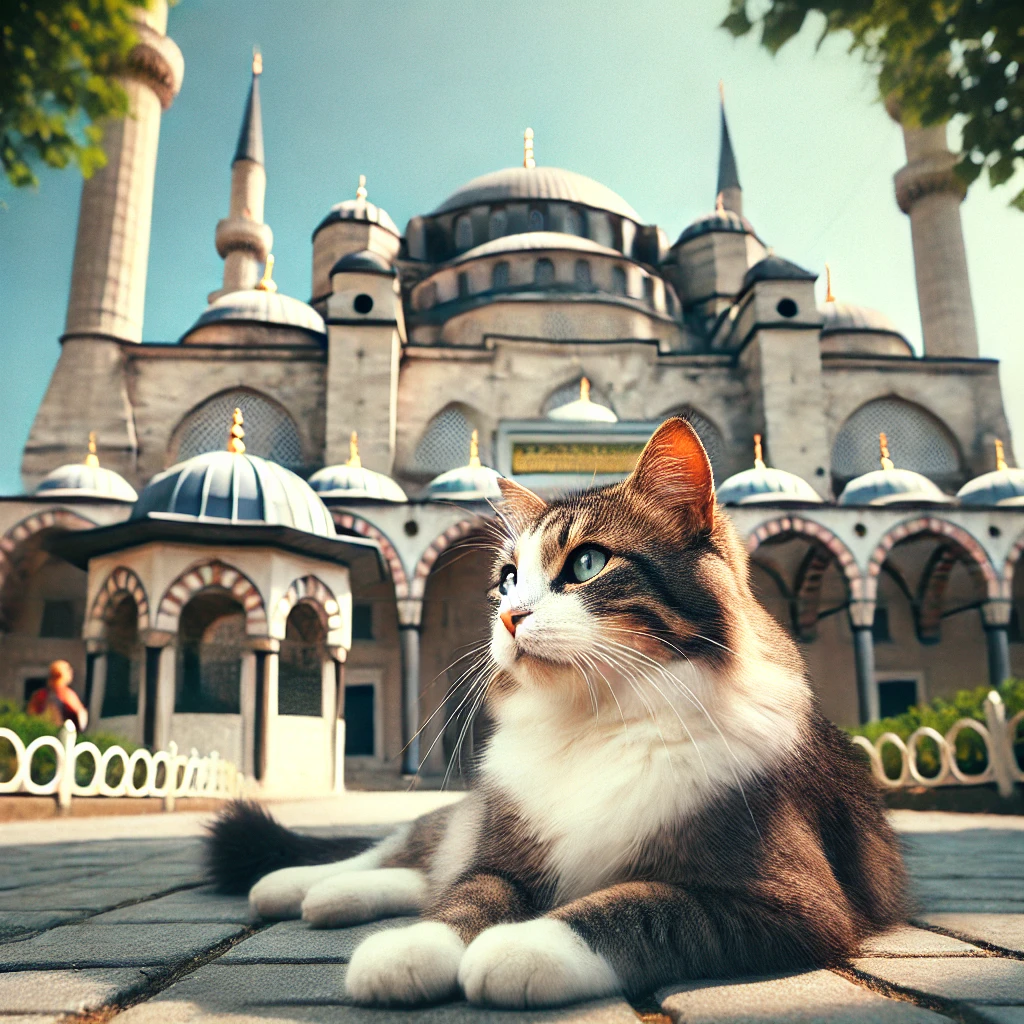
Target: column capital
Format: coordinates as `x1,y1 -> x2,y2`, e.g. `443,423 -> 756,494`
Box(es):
84,638 -> 108,655
397,599 -> 423,629
140,629 -> 175,649
249,636 -> 280,653
848,600 -> 877,629
982,600 -> 1013,628
328,645 -> 348,664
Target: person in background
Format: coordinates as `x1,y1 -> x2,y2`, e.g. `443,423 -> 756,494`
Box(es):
27,660 -> 89,732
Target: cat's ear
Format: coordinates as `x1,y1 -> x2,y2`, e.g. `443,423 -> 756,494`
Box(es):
626,417 -> 715,533
497,477 -> 547,528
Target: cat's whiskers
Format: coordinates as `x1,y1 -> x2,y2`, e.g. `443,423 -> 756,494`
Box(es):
442,674 -> 491,790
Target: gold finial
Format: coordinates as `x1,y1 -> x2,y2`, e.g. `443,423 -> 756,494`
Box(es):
824,262 -> 836,303
753,433 -> 766,470
580,377 -> 591,403
523,127 -> 536,169
347,431 -> 362,468
715,192 -> 725,213
468,429 -> 481,468
252,46 -> 262,76
85,431 -> 100,469
879,432 -> 894,471
255,254 -> 277,293
228,408 -> 246,454
996,438 -> 1008,472
356,174 -> 367,201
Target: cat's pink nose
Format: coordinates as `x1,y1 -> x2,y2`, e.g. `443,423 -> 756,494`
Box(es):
500,608 -> 530,637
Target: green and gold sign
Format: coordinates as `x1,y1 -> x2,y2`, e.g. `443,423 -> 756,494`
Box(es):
512,442 -> 645,475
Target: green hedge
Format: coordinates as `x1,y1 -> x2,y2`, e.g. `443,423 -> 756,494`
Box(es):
848,679 -> 1024,780
0,699 -> 138,787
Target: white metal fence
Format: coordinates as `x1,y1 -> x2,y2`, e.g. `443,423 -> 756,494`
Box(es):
0,720 -> 241,811
852,690 -> 1024,798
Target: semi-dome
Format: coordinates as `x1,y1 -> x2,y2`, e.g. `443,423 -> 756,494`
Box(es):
308,434 -> 408,502
453,232 -> 620,264
838,434 -> 951,507
35,441 -> 138,502
547,378 -> 618,424
819,299 -> 912,357
434,166 -> 641,222
741,254 -> 816,292
133,427 -> 335,537
425,430 -> 503,501
330,249 -> 395,276
675,208 -> 757,247
957,441 -> 1024,507
185,288 -> 326,339
716,438 -> 821,506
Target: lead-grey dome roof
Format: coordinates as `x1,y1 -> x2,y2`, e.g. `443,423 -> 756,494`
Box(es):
314,198 -> 399,237
133,451 -> 336,536
425,463 -> 503,501
35,463 -> 138,502
434,166 -> 641,222
308,462 -> 408,502
186,290 -> 326,338
742,254 -> 816,291
330,249 -> 395,275
957,467 -> 1024,507
675,209 -> 757,246
838,467 -> 952,507
453,231 -> 620,264
821,301 -> 907,340
716,465 -> 822,506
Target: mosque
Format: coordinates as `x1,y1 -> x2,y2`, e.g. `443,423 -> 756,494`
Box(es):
3,1 -> 1023,789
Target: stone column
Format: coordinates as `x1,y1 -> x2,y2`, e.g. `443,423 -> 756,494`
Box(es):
849,601 -> 879,724
85,645 -> 107,727
251,638 -> 279,785
328,649 -> 346,792
239,650 -> 257,778
982,601 -> 1012,690
140,630 -> 176,750
397,599 -> 423,776
890,109 -> 978,359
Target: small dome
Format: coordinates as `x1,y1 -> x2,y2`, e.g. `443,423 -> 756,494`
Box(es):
547,378 -> 618,423
35,462 -> 138,502
741,254 -> 816,292
821,301 -> 903,338
958,444 -> 1024,506
133,450 -> 336,536
330,249 -> 395,276
453,232 -> 620,264
308,437 -> 408,502
186,289 -> 326,339
434,166 -> 641,222
819,300 -> 913,357
717,466 -> 822,506
675,208 -> 756,246
838,468 -> 952,507
314,197 -> 399,238
425,431 -> 503,501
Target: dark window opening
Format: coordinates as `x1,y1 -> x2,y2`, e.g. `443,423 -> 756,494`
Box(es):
1010,606 -> 1023,644
279,603 -> 324,717
528,208 -> 545,231
353,293 -> 374,314
643,276 -> 655,306
102,595 -> 141,718
871,606 -> 891,643
491,261 -> 510,289
878,679 -> 918,719
344,684 -> 375,756
352,604 -> 373,641
574,260 -> 591,288
534,259 -> 555,286
611,266 -> 627,295
40,600 -> 76,638
776,298 -> 798,318
457,272 -> 471,298
176,591 -> 244,714
23,677 -> 47,706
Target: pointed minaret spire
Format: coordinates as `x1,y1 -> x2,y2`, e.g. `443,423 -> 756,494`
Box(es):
716,80 -> 742,215
210,49 -> 273,300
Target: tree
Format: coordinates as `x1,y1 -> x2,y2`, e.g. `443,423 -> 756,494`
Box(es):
1,0 -> 148,189
722,0 -> 1024,210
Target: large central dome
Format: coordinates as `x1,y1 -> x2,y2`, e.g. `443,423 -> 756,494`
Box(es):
434,166 -> 641,222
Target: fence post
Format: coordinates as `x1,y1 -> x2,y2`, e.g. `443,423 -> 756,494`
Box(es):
984,691 -> 1016,799
163,740 -> 177,813
57,720 -> 76,813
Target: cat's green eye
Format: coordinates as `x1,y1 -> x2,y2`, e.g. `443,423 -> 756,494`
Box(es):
571,547 -> 606,583
498,566 -> 516,595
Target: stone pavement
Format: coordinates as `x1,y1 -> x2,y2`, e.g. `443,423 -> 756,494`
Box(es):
0,806 -> 1021,1023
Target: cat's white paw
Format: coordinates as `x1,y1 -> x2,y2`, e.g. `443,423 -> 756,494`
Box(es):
458,918 -> 620,1008
302,868 -> 427,928
345,921 -> 465,1005
249,863 -> 348,920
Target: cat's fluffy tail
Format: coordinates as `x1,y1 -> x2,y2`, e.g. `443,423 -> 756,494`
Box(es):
204,800 -> 374,893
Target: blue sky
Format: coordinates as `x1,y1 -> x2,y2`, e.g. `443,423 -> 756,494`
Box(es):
1,0 -> 1021,494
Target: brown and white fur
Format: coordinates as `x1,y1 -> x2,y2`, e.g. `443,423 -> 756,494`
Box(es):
207,417 -> 907,1008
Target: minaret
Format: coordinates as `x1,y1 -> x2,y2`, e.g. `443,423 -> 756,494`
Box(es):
211,50 -> 273,300
23,0 -> 183,489
889,103 -> 978,359
716,81 -> 742,215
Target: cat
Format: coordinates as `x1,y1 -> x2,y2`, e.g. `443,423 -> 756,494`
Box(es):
206,416 -> 907,1009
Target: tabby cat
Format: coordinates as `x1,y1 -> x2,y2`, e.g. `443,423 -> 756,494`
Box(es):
207,417 -> 907,1008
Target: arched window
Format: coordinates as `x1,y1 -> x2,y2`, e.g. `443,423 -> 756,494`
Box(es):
457,272 -> 471,299
564,208 -> 583,236
176,592 -> 244,714
488,209 -> 507,240
831,398 -> 962,489
279,604 -> 325,717
661,407 -> 725,484
643,276 -> 655,306
574,260 -> 592,288
171,390 -> 303,469
454,215 -> 473,252
611,265 -> 627,296
528,209 -> 545,231
102,595 -> 141,718
491,262 -> 510,289
412,404 -> 477,476
535,258 -> 555,286
665,287 -> 677,317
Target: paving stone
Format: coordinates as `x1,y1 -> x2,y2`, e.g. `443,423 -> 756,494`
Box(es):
219,917 -> 406,964
115,963 -> 639,1023
90,887 -> 251,924
657,970 -> 947,1022
0,922 -> 244,969
0,966 -> 152,1013
0,911 -> 88,940
858,924 -> 979,956
0,882 -> 183,911
918,914 -> 1024,955
852,957 -> 1024,1004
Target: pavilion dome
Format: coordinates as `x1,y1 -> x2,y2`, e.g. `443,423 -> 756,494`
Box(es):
314,196 -> 399,238
675,208 -> 757,247
308,435 -> 408,502
546,378 -> 618,423
330,249 -> 395,276
957,443 -> 1024,507
184,288 -> 325,340
425,430 -> 503,501
34,455 -> 137,503
716,442 -> 821,506
741,253 -> 816,292
838,436 -> 952,507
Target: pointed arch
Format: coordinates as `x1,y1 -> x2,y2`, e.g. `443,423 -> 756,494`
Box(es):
272,574 -> 340,636
411,519 -> 482,601
331,512 -> 409,600
156,559 -> 267,635
0,509 -> 96,599
88,567 -> 150,636
748,516 -> 864,599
